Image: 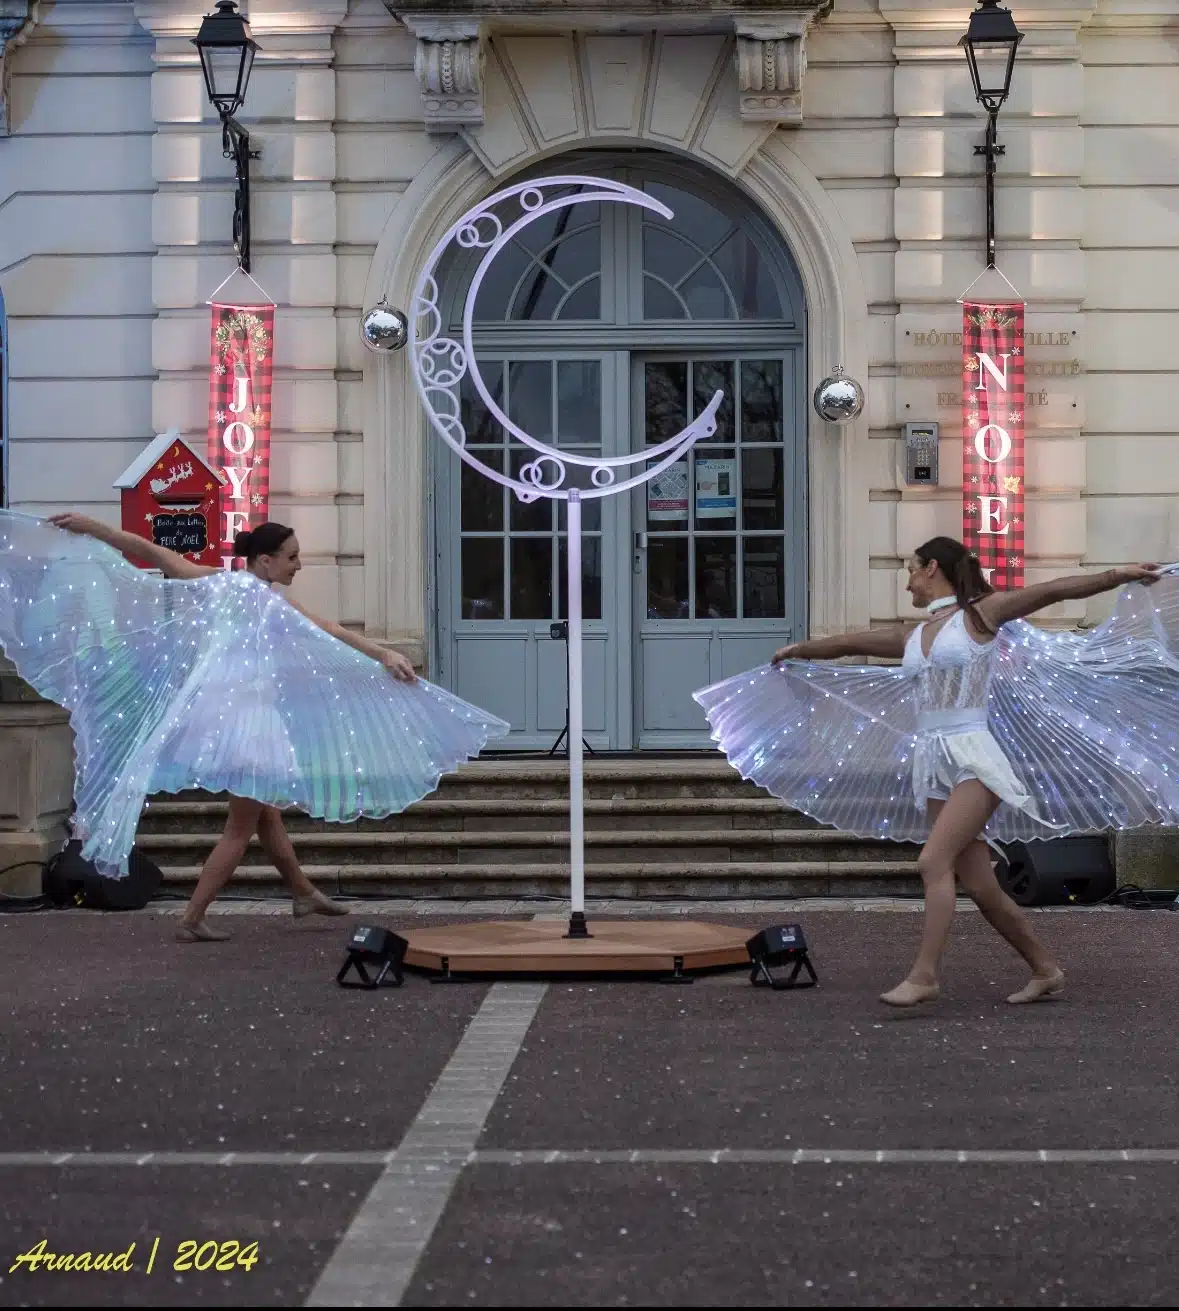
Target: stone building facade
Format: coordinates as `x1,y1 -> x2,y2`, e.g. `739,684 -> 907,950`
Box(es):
0,0 -> 1175,758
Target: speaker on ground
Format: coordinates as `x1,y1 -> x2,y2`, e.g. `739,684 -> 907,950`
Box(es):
42,841 -> 163,911
994,837 -> 1115,907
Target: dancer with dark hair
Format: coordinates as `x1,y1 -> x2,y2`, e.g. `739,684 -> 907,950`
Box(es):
696,536 -> 1179,1007
0,511 -> 508,941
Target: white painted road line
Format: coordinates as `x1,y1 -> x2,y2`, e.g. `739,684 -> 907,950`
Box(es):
304,981 -> 547,1309
1,1148 -> 1179,1167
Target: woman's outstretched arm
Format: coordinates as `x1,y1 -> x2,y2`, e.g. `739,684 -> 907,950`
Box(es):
975,564 -> 1161,629
772,625 -> 910,664
49,513 -> 217,580
285,597 -> 417,683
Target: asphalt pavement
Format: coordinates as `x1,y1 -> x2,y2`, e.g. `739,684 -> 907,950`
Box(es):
1,902 -> 1177,1307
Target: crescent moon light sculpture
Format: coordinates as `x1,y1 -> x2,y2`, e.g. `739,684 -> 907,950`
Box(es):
409,176 -> 725,939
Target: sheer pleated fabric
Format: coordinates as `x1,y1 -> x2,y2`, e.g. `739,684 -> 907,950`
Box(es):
0,512 -> 509,876
694,570 -> 1179,844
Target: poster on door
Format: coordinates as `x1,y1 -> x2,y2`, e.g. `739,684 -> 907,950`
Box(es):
695,458 -> 737,519
646,460 -> 689,522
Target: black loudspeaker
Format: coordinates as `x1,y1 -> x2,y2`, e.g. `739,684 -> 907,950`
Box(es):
42,841 -> 163,911
995,838 -> 1116,908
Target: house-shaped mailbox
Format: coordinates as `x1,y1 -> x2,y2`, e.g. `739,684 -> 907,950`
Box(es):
114,428 -> 226,569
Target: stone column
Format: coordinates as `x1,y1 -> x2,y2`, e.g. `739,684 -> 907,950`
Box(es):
0,658 -> 72,897
882,2 -> 1089,628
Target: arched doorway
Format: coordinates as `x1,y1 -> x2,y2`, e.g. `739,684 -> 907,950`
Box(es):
431,152 -> 807,750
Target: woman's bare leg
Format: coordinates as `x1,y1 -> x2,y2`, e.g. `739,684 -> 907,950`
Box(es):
178,796 -> 263,940
256,806 -> 316,897
954,840 -> 1064,1003
256,806 -> 348,917
880,782 -> 999,1006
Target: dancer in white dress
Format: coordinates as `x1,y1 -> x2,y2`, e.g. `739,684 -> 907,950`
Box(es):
33,513 -> 507,942
698,536 -> 1161,1008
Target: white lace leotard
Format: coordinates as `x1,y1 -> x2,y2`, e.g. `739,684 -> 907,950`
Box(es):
901,608 -> 1043,817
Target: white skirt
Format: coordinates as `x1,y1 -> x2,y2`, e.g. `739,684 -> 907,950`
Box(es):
914,725 -> 1053,828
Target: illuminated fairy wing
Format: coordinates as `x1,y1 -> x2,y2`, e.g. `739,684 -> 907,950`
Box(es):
983,570 -> 1179,838
696,569 -> 1179,845
0,512 -> 508,877
693,661 -> 929,842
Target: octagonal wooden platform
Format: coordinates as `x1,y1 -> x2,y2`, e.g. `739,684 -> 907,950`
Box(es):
400,919 -> 752,978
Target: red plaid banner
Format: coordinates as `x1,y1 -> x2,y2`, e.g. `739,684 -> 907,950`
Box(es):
206,303 -> 274,567
962,300 -> 1024,589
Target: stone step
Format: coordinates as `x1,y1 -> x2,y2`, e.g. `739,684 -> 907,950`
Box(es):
153,861 -> 922,899
134,827 -> 918,867
137,797 -> 823,835
153,758 -> 774,804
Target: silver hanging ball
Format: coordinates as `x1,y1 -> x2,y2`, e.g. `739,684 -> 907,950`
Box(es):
360,299 -> 409,353
813,365 -> 865,423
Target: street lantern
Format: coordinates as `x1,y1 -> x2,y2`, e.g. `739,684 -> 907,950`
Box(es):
191,1 -> 261,272
960,0 -> 1023,114
960,1 -> 1023,269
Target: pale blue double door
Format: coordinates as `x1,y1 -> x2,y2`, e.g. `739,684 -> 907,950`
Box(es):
433,345 -> 806,750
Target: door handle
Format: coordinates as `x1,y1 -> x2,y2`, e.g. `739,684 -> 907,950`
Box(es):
634,532 -> 648,550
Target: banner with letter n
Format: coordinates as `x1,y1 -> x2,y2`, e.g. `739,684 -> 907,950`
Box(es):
206,303 -> 275,568
962,300 -> 1024,589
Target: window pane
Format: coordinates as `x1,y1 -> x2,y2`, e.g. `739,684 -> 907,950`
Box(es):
695,537 -> 737,619
647,537 -> 689,619
461,362 -> 504,445
462,539 -> 503,620
507,360 -> 552,441
712,232 -> 782,319
509,448 -> 554,532
514,200 -> 600,255
643,277 -> 687,320
556,360 -> 601,447
741,360 -> 783,444
644,361 -> 687,444
511,226 -> 602,321
694,448 -> 737,531
558,536 -> 603,620
644,183 -> 731,249
510,537 -> 553,620
461,449 -> 503,532
693,361 -> 734,443
679,265 -> 733,320
472,241 -> 531,322
557,278 -> 600,320
741,448 -> 783,531
642,227 -> 697,289
743,537 -> 785,618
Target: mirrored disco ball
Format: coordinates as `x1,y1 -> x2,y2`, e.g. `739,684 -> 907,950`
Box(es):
813,366 -> 865,423
360,301 -> 409,353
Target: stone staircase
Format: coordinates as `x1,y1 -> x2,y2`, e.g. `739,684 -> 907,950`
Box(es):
136,756 -> 922,899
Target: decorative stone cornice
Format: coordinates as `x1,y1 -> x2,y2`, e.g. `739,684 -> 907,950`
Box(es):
391,1 -> 830,131
0,0 -> 39,136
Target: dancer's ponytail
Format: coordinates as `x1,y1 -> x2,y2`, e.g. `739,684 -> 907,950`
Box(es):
915,536 -> 996,636
232,521 -> 294,563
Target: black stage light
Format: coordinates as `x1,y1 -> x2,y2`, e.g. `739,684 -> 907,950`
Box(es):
336,925 -> 408,989
746,924 -> 818,990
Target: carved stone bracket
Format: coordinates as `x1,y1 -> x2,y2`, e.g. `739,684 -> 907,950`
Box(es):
734,11 -> 823,127
0,0 -> 39,136
391,3 -> 831,134
399,14 -> 485,133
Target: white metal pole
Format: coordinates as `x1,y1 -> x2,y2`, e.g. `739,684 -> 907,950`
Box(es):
565,489 -> 590,938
